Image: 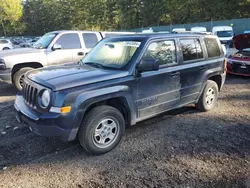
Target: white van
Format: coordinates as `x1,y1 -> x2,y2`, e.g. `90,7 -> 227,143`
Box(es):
212,26 -> 234,45
172,28 -> 186,32
191,27 -> 207,32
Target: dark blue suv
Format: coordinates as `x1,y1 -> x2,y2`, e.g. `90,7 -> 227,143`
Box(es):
15,33 -> 226,154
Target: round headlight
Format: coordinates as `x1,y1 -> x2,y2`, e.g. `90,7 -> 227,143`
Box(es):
41,90 -> 50,108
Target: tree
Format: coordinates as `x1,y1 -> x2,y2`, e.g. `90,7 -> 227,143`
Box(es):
0,0 -> 23,35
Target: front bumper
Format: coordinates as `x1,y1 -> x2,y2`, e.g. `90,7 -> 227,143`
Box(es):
227,62 -> 250,77
0,69 -> 11,83
14,94 -> 78,141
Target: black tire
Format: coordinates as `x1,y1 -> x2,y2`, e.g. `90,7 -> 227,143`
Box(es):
196,80 -> 219,112
13,67 -> 34,91
3,47 -> 10,50
78,105 -> 125,155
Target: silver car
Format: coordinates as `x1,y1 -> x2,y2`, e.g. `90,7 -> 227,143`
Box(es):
0,39 -> 14,50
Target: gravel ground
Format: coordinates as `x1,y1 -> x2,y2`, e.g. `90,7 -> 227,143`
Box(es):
0,75 -> 250,188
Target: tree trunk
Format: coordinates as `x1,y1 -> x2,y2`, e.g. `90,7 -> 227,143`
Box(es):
1,21 -> 6,36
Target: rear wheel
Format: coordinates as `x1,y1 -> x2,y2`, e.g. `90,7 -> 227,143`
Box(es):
13,67 -> 34,91
3,47 -> 10,50
78,105 -> 125,155
196,80 -> 219,112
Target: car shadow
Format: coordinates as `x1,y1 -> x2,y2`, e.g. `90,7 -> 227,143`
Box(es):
0,82 -> 17,97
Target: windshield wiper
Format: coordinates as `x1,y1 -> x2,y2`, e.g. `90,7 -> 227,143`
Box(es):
84,62 -> 108,69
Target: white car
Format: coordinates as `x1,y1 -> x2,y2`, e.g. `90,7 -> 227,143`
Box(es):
191,27 -> 207,32
0,39 -> 14,50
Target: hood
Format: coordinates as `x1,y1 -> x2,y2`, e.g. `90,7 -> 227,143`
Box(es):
233,33 -> 250,50
0,47 -> 42,57
26,65 -> 129,91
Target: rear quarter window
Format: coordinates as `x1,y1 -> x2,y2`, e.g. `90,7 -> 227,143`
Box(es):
204,38 -> 221,58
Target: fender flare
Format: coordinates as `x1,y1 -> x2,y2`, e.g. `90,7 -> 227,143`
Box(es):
72,85 -> 137,129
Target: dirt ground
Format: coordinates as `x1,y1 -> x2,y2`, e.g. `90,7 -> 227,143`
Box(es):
0,75 -> 250,188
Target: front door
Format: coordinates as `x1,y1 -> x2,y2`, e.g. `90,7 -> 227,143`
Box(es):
136,39 -> 181,120
47,33 -> 82,65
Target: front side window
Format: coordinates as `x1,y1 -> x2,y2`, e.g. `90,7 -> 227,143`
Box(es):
143,40 -> 177,66
81,39 -> 141,69
204,38 -> 221,58
82,33 -> 98,48
0,40 -> 8,44
180,39 -> 203,61
56,33 -> 81,49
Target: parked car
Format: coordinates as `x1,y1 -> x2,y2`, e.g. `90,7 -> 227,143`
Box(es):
212,26 -> 234,46
19,39 -> 38,48
191,26 -> 207,32
14,33 -> 226,155
172,28 -> 186,32
0,39 -> 14,50
227,33 -> 250,76
0,30 -> 135,90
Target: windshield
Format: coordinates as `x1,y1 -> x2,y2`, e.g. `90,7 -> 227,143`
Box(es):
216,30 -> 233,37
33,33 -> 58,49
81,39 -> 141,69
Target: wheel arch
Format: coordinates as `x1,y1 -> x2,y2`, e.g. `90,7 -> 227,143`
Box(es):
11,62 -> 43,82
73,87 -> 137,129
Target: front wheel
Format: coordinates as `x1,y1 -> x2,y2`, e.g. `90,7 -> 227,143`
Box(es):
13,67 -> 34,91
78,105 -> 125,155
196,80 -> 219,112
3,47 -> 10,50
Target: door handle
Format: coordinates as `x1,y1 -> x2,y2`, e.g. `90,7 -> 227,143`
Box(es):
78,52 -> 84,56
200,65 -> 207,70
169,72 -> 180,77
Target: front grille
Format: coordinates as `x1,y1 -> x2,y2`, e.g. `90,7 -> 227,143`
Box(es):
231,61 -> 250,74
23,81 -> 38,108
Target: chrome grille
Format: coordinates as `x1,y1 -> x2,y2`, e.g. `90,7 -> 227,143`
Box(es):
23,81 -> 38,107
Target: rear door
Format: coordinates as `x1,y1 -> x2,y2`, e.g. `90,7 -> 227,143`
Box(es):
178,37 -> 206,104
81,32 -> 103,54
136,39 -> 181,120
47,33 -> 81,65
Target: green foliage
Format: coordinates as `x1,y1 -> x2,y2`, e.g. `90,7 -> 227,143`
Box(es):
1,0 -> 250,36
0,0 -> 23,35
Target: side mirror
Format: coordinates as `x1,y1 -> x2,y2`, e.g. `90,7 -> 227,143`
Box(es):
137,58 -> 159,73
52,43 -> 62,51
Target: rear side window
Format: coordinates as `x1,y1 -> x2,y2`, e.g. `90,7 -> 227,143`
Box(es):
180,39 -> 203,61
82,33 -> 98,48
56,33 -> 81,49
204,38 -> 221,58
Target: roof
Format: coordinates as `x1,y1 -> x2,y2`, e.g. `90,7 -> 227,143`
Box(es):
105,32 -> 214,40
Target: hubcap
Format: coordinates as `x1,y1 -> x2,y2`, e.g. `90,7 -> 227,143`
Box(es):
205,88 -> 215,105
93,118 -> 119,148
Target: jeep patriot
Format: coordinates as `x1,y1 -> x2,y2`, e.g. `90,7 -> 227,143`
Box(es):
14,33 -> 226,154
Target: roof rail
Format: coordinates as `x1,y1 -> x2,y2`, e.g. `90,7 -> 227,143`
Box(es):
171,31 -> 213,35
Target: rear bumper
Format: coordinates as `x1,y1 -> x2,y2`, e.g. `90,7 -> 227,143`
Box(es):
0,69 -> 11,83
220,72 -> 226,90
14,94 -> 78,141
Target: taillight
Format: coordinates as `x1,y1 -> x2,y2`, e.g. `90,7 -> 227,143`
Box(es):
223,58 -> 227,73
